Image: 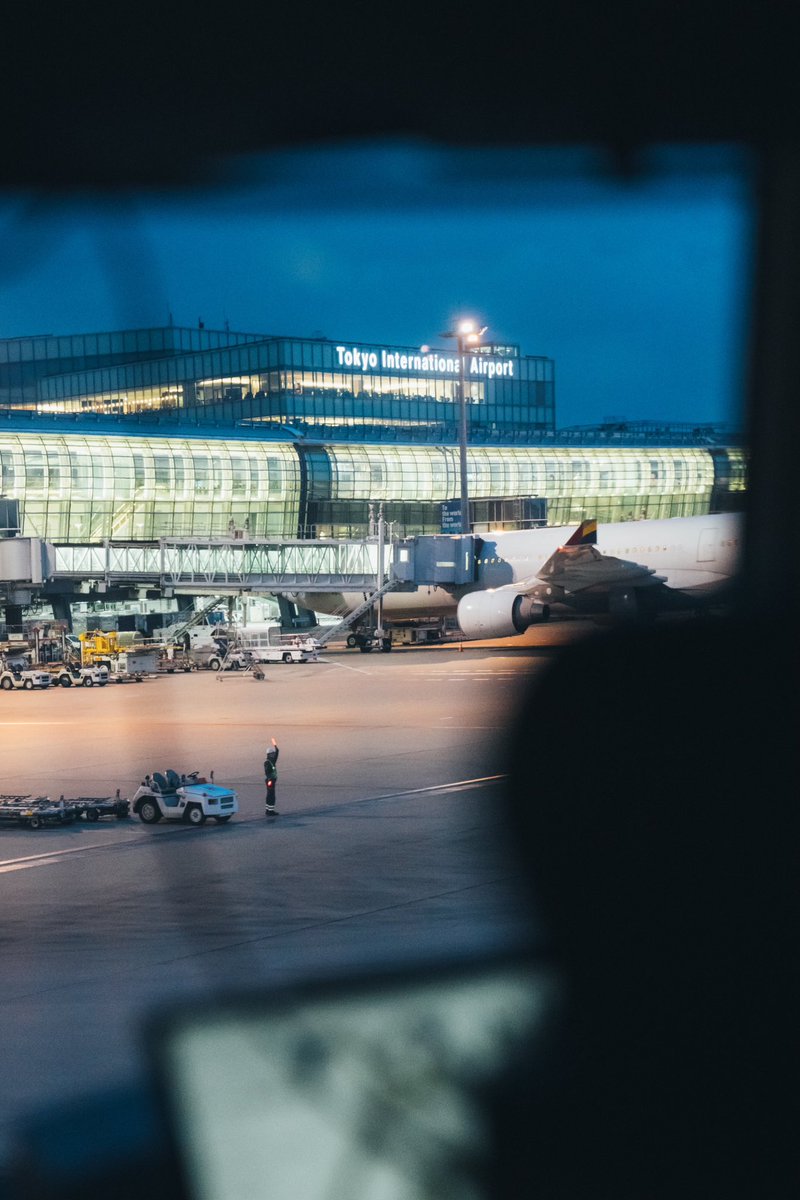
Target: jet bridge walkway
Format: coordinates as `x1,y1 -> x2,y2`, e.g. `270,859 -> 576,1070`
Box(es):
53,532 -> 478,594
53,537 -> 389,593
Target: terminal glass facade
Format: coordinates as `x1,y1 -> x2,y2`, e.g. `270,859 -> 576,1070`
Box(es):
0,432 -> 301,542
305,444 -> 731,536
0,327 -> 260,410
0,426 -> 745,543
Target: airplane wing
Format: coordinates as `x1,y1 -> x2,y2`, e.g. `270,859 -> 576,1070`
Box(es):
535,537 -> 665,597
520,519 -> 665,599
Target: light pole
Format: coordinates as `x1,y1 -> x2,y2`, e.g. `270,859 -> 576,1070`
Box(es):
438,319 -> 487,534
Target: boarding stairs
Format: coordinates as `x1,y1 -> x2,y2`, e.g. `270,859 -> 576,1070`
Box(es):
314,577 -> 402,647
165,596 -> 225,643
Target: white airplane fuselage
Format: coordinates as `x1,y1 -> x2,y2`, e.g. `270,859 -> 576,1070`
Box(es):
299,513 -> 742,623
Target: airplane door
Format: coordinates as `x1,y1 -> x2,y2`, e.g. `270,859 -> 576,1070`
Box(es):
697,528 -> 717,562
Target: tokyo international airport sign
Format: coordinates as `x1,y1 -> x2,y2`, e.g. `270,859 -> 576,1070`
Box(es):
335,345 -> 515,379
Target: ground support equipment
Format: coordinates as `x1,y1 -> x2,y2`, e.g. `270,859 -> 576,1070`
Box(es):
66,793 -> 130,822
0,794 -> 79,829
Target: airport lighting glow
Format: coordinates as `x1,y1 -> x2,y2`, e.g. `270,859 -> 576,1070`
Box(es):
438,319 -> 489,534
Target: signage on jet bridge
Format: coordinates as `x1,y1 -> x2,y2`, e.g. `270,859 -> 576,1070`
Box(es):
441,501 -> 462,534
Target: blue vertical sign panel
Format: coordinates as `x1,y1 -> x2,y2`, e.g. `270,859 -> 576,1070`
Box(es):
441,501 -> 462,534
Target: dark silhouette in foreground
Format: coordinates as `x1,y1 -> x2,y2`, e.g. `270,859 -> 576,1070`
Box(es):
493,612 -> 797,1198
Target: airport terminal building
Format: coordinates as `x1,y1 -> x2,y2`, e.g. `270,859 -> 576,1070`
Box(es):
0,325 -> 555,439
0,325 -> 746,543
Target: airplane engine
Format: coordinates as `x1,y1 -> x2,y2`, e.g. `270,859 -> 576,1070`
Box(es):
457,591 -> 550,639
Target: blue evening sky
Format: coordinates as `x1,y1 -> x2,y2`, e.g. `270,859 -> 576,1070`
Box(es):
0,144 -> 753,429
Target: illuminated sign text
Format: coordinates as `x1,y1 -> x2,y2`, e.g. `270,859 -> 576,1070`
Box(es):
334,346 -> 514,379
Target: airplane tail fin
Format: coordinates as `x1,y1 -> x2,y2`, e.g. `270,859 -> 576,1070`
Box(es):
538,520 -> 601,582
564,519 -> 597,547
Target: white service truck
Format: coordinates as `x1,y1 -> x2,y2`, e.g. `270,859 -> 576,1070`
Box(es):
131,770 -> 238,825
50,663 -> 109,687
108,647 -> 158,681
256,640 -> 319,664
178,627 -> 230,671
238,628 -> 320,664
0,658 -> 52,690
183,625 -> 318,668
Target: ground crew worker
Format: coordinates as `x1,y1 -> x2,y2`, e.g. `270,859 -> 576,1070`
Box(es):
264,737 -> 279,814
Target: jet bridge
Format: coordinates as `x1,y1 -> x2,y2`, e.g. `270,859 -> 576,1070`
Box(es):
391,535 -> 477,586
1,534 -> 57,612
51,535 -> 478,593
314,535 -> 477,651
53,537 -> 387,593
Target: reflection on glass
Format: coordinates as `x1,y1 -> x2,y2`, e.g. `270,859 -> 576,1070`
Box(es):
159,964 -> 556,1200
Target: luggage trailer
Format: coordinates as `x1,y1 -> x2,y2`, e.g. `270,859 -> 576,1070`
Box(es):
0,792 -> 130,829
0,794 -> 79,830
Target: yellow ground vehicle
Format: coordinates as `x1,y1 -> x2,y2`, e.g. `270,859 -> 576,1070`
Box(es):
79,630 -> 123,668
80,630 -> 161,679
